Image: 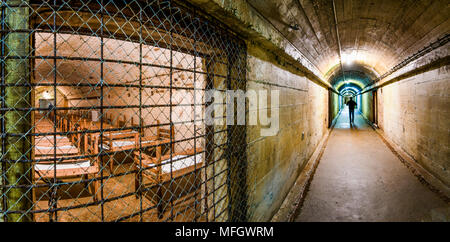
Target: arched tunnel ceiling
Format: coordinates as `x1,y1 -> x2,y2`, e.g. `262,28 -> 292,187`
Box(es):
339,82 -> 362,95
328,63 -> 378,94
328,64 -> 377,86
247,0 -> 450,85
34,32 -> 198,99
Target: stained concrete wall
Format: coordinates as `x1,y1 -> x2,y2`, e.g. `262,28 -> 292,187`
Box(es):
330,92 -> 340,125
183,0 -> 333,221
376,46 -> 450,187
361,91 -> 374,123
246,46 -> 329,221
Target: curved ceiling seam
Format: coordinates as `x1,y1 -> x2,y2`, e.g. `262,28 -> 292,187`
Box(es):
331,0 -> 347,89
245,0 -> 326,82
358,34 -> 450,96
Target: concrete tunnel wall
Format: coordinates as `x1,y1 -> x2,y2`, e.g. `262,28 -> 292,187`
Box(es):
374,46 -> 450,188
182,0 -> 333,221
330,92 -> 340,125
356,44 -> 450,189
360,91 -> 374,124
246,53 -> 329,221
180,0 -> 450,221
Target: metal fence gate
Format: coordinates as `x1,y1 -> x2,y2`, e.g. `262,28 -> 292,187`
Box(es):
0,0 -> 247,222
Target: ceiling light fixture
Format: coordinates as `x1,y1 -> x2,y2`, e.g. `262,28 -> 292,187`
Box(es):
42,90 -> 51,99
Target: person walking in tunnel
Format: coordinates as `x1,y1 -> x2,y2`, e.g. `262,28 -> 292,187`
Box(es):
346,97 -> 357,124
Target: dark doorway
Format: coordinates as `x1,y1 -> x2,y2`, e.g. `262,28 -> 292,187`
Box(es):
38,99 -> 54,114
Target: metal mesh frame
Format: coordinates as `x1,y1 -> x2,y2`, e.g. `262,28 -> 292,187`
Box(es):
0,0 -> 247,222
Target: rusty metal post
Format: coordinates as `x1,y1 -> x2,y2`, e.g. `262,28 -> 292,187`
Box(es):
3,0 -> 33,222
203,43 -> 249,222
226,43 -> 248,222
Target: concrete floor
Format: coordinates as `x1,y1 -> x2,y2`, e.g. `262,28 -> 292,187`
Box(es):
295,107 -> 449,222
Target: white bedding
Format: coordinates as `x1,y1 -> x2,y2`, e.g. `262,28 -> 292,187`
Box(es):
145,154 -> 203,173
101,139 -> 153,150
35,160 -> 91,170
35,145 -> 77,150
111,131 -> 138,135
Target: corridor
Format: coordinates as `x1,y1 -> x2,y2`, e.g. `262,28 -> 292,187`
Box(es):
0,0 -> 448,223
296,108 -> 448,222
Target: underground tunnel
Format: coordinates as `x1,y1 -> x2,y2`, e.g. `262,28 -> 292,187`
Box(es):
0,0 -> 448,224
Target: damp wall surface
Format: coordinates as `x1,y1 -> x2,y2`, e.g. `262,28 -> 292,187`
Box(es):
182,0 -> 333,221
330,92 -> 340,125
375,46 -> 450,188
361,91 -> 374,123
245,50 -> 328,221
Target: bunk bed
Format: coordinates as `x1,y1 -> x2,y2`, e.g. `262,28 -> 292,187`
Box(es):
132,124 -> 203,218
100,119 -> 172,151
33,116 -> 100,202
82,116 -> 169,171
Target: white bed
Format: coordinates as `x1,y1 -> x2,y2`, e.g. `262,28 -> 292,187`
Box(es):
35,160 -> 91,171
143,154 -> 203,173
101,139 -> 154,150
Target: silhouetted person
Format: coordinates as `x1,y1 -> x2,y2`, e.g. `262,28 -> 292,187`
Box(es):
346,97 -> 357,123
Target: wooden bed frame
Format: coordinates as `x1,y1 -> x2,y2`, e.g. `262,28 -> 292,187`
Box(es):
47,112 -> 177,178
90,125 -> 172,171
33,153 -> 100,202
133,145 -> 203,218
84,119 -> 173,171
33,116 -> 100,202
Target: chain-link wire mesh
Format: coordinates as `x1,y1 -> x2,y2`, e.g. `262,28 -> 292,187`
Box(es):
0,0 -> 247,222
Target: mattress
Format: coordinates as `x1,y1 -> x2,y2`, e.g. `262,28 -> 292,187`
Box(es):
35,160 -> 91,170
35,144 -> 79,156
101,139 -> 153,150
145,154 -> 203,173
110,130 -> 138,136
35,145 -> 77,150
